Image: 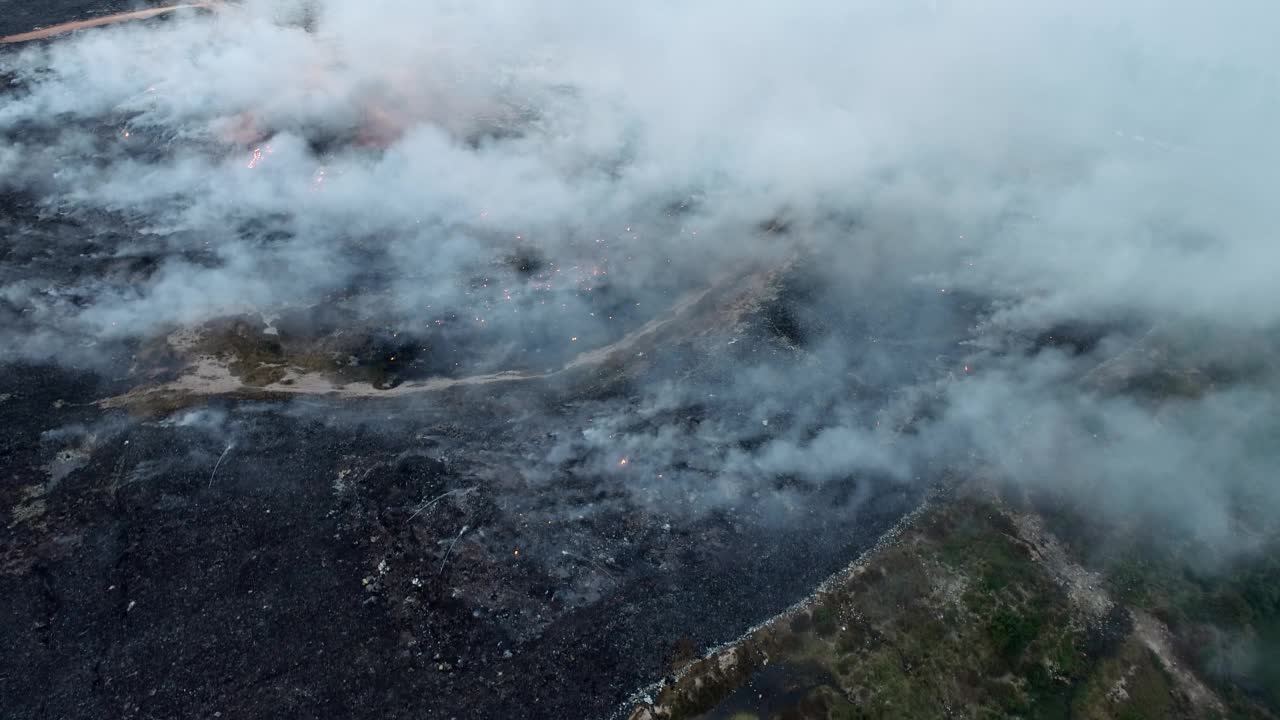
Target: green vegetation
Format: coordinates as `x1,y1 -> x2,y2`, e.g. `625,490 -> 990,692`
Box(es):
990,608 -> 1044,663
644,494 -> 1280,720
1040,501 -> 1280,716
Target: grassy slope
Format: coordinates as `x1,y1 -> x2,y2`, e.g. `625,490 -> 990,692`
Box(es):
631,493 -> 1278,720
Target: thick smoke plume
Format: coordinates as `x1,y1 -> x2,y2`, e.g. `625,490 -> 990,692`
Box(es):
2,1 -> 1278,556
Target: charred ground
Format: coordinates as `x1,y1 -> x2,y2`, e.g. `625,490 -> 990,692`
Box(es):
4,7 -> 1280,720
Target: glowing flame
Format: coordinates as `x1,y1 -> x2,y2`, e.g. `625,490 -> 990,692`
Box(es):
246,144 -> 274,170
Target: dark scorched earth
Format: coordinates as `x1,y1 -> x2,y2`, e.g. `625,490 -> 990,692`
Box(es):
0,15 -> 986,719
0,253 -> 971,720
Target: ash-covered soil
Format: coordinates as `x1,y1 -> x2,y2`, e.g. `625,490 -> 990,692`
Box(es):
0,321 -> 936,719
0,122 -> 976,714
0,139 -> 975,718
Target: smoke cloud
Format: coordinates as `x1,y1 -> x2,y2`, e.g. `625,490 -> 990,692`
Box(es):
2,1 -> 1278,555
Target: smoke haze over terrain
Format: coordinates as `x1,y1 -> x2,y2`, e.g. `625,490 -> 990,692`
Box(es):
2,0 -> 1278,556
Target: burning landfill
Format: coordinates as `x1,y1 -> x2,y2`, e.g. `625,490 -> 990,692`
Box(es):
2,2 -> 1280,719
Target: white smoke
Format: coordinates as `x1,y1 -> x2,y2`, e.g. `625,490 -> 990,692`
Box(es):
1,0 -> 1278,551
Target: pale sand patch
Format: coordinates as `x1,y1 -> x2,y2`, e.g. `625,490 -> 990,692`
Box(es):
102,268 -> 774,407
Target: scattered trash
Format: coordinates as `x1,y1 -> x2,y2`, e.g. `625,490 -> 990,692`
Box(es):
410,487 -> 477,521
438,525 -> 469,576
207,443 -> 235,489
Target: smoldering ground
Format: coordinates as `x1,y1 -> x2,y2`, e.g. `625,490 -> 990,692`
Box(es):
1,0 -> 1277,575
2,1 -> 1280,716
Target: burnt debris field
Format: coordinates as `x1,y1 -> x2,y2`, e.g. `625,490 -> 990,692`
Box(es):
4,3 -> 1280,719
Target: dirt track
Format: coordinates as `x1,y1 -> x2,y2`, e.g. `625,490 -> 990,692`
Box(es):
0,2 -> 217,44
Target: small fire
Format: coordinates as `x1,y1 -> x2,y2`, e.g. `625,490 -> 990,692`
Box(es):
618,457 -> 629,467
246,144 -> 274,170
